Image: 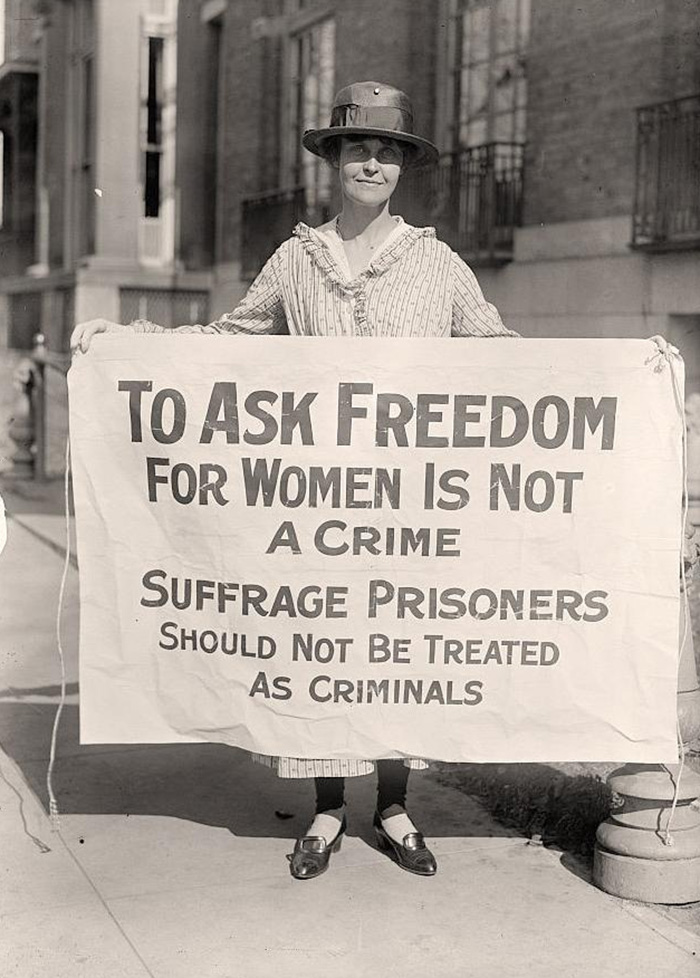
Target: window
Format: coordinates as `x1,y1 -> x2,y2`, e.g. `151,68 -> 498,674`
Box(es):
143,35 -> 164,218
415,0 -> 529,262
206,15 -> 223,264
446,0 -> 530,150
285,16 -> 335,220
81,51 -> 95,237
70,0 -> 95,258
632,95 -> 700,250
0,131 -> 5,228
139,0 -> 177,266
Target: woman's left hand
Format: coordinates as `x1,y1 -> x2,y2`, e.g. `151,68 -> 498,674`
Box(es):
647,335 -> 680,357
645,335 -> 682,373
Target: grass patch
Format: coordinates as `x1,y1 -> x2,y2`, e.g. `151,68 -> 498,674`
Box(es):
434,762 -> 614,860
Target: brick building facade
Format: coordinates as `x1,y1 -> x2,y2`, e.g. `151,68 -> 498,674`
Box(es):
175,1 -> 699,359
1,1 -> 698,393
475,0 -> 699,370
525,0 -> 698,226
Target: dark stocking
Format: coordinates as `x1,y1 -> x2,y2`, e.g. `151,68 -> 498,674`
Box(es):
314,776 -> 345,816
376,760 -> 410,819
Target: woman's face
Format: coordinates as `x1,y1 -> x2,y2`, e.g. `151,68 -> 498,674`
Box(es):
336,136 -> 404,207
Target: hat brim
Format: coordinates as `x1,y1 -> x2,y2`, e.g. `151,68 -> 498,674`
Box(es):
302,127 -> 439,167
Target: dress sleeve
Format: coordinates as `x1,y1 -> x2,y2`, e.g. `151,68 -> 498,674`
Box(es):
131,245 -> 288,335
450,252 -> 519,338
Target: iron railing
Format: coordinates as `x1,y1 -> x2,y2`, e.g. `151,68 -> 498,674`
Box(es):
240,142 -> 524,277
394,142 -> 524,264
632,93 -> 700,250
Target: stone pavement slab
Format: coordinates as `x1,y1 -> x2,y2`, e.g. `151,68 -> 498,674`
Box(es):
8,511 -> 77,565
0,752 -> 92,918
51,811 -> 519,901
2,901 -> 153,978
0,751 -> 151,978
0,514 -> 79,691
101,843 -> 700,978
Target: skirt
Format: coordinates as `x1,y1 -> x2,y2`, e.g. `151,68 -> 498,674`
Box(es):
251,753 -> 429,779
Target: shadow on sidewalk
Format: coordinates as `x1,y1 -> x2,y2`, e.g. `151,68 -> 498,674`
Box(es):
0,689 -> 514,845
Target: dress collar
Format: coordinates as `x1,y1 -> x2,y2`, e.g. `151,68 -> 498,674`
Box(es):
292,219 -> 436,289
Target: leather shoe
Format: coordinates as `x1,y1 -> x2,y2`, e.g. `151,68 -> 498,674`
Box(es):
373,812 -> 437,876
289,815 -> 346,880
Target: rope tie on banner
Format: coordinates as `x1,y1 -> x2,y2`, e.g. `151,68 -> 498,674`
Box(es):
46,436 -> 72,830
646,339 -> 689,846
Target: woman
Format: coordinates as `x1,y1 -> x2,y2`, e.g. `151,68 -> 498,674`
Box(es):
71,80 -> 519,881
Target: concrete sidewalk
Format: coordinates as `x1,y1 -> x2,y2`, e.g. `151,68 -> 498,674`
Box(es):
1,491 -> 699,978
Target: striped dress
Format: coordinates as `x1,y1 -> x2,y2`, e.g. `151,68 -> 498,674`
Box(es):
134,216 -> 518,778
134,218 -> 517,341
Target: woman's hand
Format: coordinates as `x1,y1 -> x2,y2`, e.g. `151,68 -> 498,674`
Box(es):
70,318 -> 133,354
645,335 -> 681,373
649,334 -> 680,354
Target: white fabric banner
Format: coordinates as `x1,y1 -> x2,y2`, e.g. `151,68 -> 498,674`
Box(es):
69,336 -> 683,762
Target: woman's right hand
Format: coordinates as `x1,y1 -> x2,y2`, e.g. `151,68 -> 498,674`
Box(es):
70,318 -> 134,354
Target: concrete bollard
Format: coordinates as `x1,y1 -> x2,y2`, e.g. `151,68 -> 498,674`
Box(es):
7,357 -> 37,478
593,603 -> 700,904
5,333 -> 47,480
593,764 -> 700,904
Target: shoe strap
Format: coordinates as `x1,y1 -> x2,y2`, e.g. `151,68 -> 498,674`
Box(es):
402,833 -> 426,850
296,836 -> 329,852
